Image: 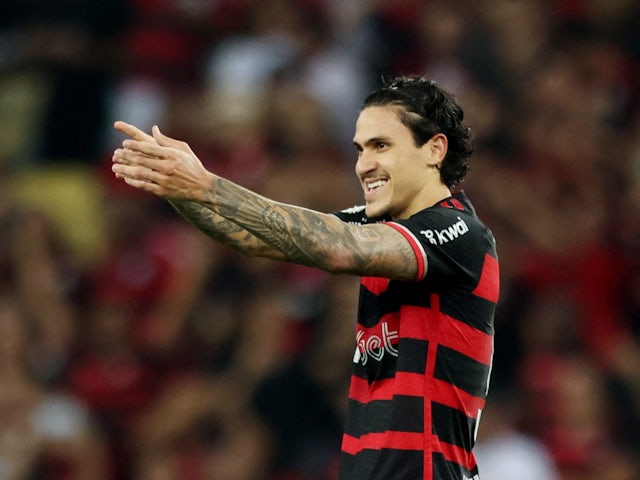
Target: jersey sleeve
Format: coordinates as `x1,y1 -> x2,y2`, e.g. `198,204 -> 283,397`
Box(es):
384,222 -> 429,281
387,209 -> 492,288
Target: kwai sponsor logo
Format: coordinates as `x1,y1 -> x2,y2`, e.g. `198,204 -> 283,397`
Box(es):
420,216 -> 469,245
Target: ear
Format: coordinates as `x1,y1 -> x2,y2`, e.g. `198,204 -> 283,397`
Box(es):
423,133 -> 448,167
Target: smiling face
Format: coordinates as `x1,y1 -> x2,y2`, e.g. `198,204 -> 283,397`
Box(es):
353,105 -> 450,220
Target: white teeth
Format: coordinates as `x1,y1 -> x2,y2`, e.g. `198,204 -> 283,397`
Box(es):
367,180 -> 387,190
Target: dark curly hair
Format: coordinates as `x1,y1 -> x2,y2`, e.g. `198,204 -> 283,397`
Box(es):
361,76 -> 473,188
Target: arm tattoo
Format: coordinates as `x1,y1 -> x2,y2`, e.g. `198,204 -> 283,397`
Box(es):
168,200 -> 285,260
200,177 -> 418,279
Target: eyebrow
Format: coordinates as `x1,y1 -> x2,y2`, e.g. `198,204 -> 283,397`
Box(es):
353,136 -> 392,149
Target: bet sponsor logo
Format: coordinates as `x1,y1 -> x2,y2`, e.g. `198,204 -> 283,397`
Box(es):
353,321 -> 399,365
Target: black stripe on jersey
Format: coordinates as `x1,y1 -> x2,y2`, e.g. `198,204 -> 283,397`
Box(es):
340,449 -> 423,480
389,280 -> 433,308
351,360 -> 371,382
358,282 -> 434,328
431,402 -> 476,452
352,352 -> 399,384
358,286 -> 394,328
338,452 -> 357,480
344,396 -> 425,437
351,360 -> 368,381
439,291 -> 496,334
432,452 -> 477,480
434,345 -> 491,397
397,338 -> 428,374
344,398 -> 365,437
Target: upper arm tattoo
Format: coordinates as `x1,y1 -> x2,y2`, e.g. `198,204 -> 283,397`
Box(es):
346,223 -> 419,279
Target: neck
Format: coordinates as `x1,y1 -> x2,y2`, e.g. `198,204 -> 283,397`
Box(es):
395,183 -> 451,220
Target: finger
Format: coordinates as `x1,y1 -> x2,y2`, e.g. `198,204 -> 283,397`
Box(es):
114,121 -> 156,143
112,162 -> 168,186
112,148 -> 146,166
113,150 -> 171,177
122,139 -> 171,159
113,147 -> 160,165
112,148 -> 131,164
122,175 -> 165,196
111,153 -> 164,187
152,126 -> 193,153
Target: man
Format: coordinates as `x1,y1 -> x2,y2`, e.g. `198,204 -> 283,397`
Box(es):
112,76 -> 499,480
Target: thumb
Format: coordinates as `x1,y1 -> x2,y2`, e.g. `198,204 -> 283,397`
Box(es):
152,125 -> 174,146
152,125 -> 192,152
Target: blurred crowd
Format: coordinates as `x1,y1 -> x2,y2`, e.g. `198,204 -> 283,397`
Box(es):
0,0 -> 639,479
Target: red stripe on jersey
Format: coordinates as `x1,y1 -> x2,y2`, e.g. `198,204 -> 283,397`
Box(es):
342,431 -> 425,455
471,253 -> 499,303
439,198 -> 465,210
362,276 -> 390,296
399,304 -> 493,365
341,433 -> 360,455
431,378 -> 486,418
347,375 -> 370,404
432,437 -> 477,471
384,222 -> 427,281
384,371 -> 425,398
450,198 -> 465,210
423,341 -> 438,478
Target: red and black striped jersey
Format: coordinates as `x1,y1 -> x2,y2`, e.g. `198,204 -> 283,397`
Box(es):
333,192 -> 499,480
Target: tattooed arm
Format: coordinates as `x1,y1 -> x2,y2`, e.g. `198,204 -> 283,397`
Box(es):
200,176 -> 418,278
112,121 -> 285,259
112,122 -> 419,280
167,199 -> 286,260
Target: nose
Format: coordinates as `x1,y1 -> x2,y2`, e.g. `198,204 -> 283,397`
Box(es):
355,150 -> 376,177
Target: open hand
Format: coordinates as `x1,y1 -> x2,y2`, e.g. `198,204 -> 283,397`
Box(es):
112,121 -> 214,203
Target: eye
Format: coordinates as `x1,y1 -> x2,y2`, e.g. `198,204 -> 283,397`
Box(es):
375,142 -> 389,151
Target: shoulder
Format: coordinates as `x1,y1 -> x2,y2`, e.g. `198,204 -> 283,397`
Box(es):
333,205 -> 385,225
391,192 -> 495,252
400,192 -> 483,231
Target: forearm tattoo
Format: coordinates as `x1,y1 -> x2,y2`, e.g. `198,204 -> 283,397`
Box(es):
201,177 -> 417,278
169,200 -> 285,260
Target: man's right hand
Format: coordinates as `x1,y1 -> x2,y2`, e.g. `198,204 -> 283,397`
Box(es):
111,121 -> 216,204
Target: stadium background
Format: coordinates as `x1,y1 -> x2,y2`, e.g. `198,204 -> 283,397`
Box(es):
0,0 -> 639,478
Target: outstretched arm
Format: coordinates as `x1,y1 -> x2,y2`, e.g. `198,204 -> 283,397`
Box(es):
112,122 -> 285,260
112,122 -> 419,280
168,200 -> 287,260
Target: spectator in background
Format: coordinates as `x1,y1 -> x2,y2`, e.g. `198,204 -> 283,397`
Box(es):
0,295 -> 107,480
204,0 -> 370,154
474,389 -> 560,480
517,353 -> 634,480
1,0 -> 640,478
0,0 -> 129,163
131,375 -> 272,480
